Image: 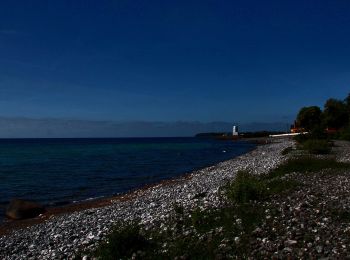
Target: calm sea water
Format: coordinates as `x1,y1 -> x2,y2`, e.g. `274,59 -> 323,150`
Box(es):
0,137 -> 255,220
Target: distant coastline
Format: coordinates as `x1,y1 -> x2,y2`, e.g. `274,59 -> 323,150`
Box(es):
195,130 -> 285,139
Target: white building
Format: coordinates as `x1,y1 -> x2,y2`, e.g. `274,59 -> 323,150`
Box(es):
232,125 -> 238,136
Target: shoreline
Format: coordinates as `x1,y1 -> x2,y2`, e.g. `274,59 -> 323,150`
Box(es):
0,138 -> 264,235
0,166 -> 196,236
0,138 -> 292,259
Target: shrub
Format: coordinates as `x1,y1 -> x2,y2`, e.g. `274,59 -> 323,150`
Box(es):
226,171 -> 266,203
309,126 -> 328,140
93,224 -> 152,260
294,133 -> 312,144
173,203 -> 184,215
294,130 -> 328,145
302,139 -> 331,154
340,131 -> 350,141
296,106 -> 322,131
337,127 -> 350,141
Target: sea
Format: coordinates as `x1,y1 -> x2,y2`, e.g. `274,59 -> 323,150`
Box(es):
0,137 -> 255,221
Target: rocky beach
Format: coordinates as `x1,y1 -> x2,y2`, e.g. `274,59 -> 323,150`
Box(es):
1,138 -> 350,259
2,1 -> 350,258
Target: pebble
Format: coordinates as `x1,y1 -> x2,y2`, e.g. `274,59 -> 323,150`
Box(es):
0,139 -> 293,259
247,139 -> 350,259
285,239 -> 297,246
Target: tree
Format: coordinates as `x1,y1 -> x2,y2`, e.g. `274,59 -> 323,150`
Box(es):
345,93 -> 350,108
296,106 -> 322,131
345,93 -> 350,122
323,98 -> 348,129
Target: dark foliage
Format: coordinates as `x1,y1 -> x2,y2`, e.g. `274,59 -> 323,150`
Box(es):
296,106 -> 322,131
323,98 -> 349,129
301,139 -> 331,154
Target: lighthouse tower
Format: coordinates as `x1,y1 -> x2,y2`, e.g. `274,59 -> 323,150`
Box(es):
232,125 -> 238,136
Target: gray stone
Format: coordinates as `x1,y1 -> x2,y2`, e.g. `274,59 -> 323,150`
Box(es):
5,199 -> 45,220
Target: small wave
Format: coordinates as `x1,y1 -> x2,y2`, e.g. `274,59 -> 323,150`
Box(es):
72,196 -> 104,203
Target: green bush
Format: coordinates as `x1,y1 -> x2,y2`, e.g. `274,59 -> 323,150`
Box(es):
163,204 -> 264,258
93,224 -> 153,260
294,130 -> 328,145
340,131 -> 350,141
226,171 -> 266,203
337,127 -> 350,141
294,133 -> 312,144
302,139 -> 331,154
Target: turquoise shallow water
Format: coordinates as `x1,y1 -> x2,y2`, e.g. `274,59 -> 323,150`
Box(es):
0,137 -> 255,219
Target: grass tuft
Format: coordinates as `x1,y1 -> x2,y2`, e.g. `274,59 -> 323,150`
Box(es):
173,203 -> 184,215
301,139 -> 331,154
226,171 -> 266,203
266,157 -> 350,180
93,224 -> 153,260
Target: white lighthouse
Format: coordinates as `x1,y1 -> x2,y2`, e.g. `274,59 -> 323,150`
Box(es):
232,125 -> 238,136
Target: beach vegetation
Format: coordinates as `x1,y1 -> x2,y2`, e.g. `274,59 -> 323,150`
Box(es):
92,203 -> 264,259
226,171 -> 266,203
323,98 -> 349,129
93,224 -> 154,260
89,155 -> 350,259
294,130 -> 327,144
336,126 -> 350,141
301,139 -> 331,154
294,133 -> 312,143
225,169 -> 301,204
266,157 -> 350,180
173,203 -> 184,215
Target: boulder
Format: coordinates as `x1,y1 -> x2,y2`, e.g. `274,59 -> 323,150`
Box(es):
5,199 -> 45,220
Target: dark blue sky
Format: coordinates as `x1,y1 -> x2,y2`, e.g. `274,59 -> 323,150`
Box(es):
0,1 -> 349,130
